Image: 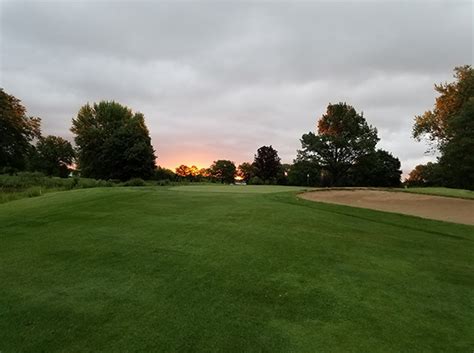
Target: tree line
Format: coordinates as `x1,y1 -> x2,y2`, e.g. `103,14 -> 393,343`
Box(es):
1,65 -> 472,189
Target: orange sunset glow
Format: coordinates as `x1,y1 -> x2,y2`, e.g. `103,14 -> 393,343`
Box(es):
156,150 -> 237,171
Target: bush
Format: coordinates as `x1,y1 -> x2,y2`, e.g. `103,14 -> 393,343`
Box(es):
157,179 -> 170,186
123,178 -> 146,187
264,178 -> 277,185
248,176 -> 264,185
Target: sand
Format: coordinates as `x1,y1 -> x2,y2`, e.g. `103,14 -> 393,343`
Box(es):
299,189 -> 474,225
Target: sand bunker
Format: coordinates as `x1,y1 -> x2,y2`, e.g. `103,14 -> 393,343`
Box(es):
300,189 -> 474,225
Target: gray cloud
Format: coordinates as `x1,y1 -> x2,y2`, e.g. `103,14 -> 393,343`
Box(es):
1,0 -> 472,174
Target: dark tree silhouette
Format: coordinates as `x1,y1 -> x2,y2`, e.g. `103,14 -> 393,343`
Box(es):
253,145 -> 282,183
438,99 -> 474,190
32,135 -> 75,177
0,88 -> 41,171
210,160 -> 236,184
350,149 -> 401,187
237,162 -> 255,183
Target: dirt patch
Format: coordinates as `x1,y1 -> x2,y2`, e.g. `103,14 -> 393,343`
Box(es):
299,189 -> 474,225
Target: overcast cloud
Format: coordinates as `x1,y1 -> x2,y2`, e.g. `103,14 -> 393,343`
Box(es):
1,0 -> 472,174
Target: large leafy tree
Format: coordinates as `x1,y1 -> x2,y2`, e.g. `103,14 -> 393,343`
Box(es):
413,65 -> 474,146
0,88 -> 41,171
210,160 -> 236,184
350,149 -> 401,187
298,103 -> 379,186
33,135 -> 75,177
437,99 -> 474,189
413,66 -> 474,189
237,162 -> 255,183
71,101 -> 156,180
253,145 -> 282,182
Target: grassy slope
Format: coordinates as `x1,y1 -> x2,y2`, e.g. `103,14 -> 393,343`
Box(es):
402,187 -> 474,199
0,186 -> 472,353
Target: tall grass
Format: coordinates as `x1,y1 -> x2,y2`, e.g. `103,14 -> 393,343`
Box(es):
0,172 -> 114,204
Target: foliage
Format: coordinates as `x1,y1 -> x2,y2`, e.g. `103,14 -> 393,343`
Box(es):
71,101 -> 156,181
237,162 -> 255,183
287,160 -> 321,186
153,166 -> 176,181
298,103 -> 379,186
350,149 -> 401,187
209,160 -> 236,184
248,176 -> 264,185
413,65 -> 474,146
0,88 -> 41,170
253,145 -> 282,182
405,162 -> 442,187
412,66 -> 474,189
0,187 -> 472,352
437,98 -> 474,190
123,178 -> 146,187
31,135 -> 75,177
175,165 -> 200,181
199,168 -> 211,178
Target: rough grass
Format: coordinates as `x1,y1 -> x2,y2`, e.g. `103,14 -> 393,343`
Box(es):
402,186 -> 474,199
0,173 -> 113,203
0,186 -> 472,352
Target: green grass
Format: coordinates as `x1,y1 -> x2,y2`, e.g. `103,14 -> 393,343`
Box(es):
0,186 -> 472,352
402,187 -> 474,199
170,184 -> 314,193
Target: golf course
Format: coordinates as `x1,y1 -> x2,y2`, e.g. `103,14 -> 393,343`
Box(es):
1,185 -> 472,352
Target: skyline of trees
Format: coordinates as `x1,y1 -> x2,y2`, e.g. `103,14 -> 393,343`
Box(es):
0,89 -> 411,187
2,64 -> 471,188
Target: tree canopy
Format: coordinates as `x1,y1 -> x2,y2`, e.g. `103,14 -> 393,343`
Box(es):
287,160 -> 321,186
175,165 -> 199,180
0,88 -> 41,171
350,149 -> 401,187
253,145 -> 282,183
210,160 -> 236,184
298,103 -> 379,186
412,66 -> 474,190
437,98 -> 474,189
237,162 -> 255,183
405,162 -> 441,187
71,101 -> 156,181
33,135 -> 75,177
413,65 -> 474,146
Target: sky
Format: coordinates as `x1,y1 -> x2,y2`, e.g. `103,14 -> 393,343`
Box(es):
0,0 -> 472,175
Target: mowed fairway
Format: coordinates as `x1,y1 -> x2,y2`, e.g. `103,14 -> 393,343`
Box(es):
0,186 -> 473,352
